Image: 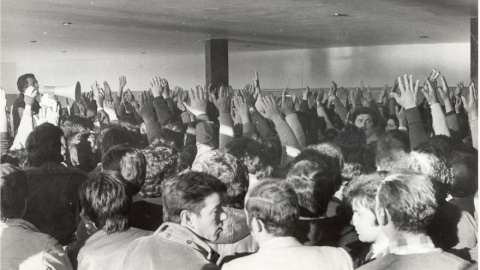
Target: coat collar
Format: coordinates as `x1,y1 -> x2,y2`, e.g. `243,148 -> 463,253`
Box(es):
259,236 -> 302,253
156,222 -> 220,263
1,218 -> 40,232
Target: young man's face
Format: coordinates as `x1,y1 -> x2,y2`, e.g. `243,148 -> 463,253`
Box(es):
351,200 -> 381,243
355,114 -> 374,132
385,119 -> 397,131
190,192 -> 227,241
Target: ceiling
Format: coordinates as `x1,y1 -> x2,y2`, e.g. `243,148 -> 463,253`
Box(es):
1,0 -> 477,62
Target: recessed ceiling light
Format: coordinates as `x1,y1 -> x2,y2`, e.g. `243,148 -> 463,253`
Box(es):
333,13 -> 349,17
61,51 -> 67,53
63,22 -> 73,26
208,34 -> 217,38
140,52 -> 146,54
419,35 -> 429,39
244,44 -> 250,47
30,40 -> 37,43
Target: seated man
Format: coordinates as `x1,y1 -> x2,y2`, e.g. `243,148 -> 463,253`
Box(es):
358,171 -> 471,270
23,123 -> 88,245
343,173 -> 389,266
120,171 -> 228,270
222,180 -> 354,270
77,171 -> 152,270
0,164 -> 73,270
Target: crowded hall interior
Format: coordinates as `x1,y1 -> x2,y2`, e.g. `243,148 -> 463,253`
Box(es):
1,0 -> 479,269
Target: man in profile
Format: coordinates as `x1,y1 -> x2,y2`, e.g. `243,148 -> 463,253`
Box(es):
120,171 -> 228,270
13,74 -> 41,133
358,172 -> 471,270
222,179 -> 354,270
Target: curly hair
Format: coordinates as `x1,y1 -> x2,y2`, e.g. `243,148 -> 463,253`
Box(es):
225,136 -> 274,179
138,141 -> 178,198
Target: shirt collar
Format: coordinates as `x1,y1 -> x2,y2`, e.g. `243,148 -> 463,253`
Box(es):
259,236 -> 302,253
388,235 -> 438,255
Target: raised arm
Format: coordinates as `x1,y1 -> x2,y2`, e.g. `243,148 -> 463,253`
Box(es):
10,86 -> 38,150
390,74 -> 428,149
280,90 -> 306,148
462,82 -> 478,149
211,86 -> 233,150
422,78 -> 450,137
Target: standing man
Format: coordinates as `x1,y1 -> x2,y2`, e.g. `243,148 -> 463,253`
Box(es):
13,74 -> 41,133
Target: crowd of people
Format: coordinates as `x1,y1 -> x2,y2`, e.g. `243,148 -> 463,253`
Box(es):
0,69 -> 478,270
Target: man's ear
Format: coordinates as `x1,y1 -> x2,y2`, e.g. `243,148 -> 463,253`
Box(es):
250,217 -> 264,233
376,206 -> 389,226
180,210 -> 193,228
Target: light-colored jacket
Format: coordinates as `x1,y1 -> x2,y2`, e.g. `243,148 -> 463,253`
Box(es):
0,218 -> 73,270
222,236 -> 354,270
77,227 -> 152,270
120,222 -> 219,270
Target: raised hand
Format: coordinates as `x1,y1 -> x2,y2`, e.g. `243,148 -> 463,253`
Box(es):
117,75 -> 126,98
233,95 -> 250,122
253,71 -> 261,99
303,86 -> 311,101
260,95 -> 282,121
161,78 -> 171,99
280,90 -> 295,115
183,87 -> 208,116
455,82 -> 464,99
24,86 -> 38,106
395,106 -> 406,125
455,96 -> 463,113
150,76 -> 164,98
421,79 -> 439,105
103,81 -> 113,101
364,85 -> 374,103
91,81 -> 101,101
461,82 -> 478,120
390,74 -> 420,110
210,86 -> 231,113
132,91 -> 156,122
437,76 -> 450,101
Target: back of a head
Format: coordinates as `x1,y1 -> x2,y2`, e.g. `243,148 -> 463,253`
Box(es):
377,171 -> 438,234
225,136 -> 274,179
286,160 -> 336,218
1,164 -> 29,221
26,123 -> 64,166
415,135 -> 453,159
192,151 -> 249,209
397,150 -> 452,203
139,142 -> 178,198
102,144 -> 147,196
246,179 -> 299,237
162,171 -> 227,224
343,173 -> 383,214
375,130 -> 410,172
79,170 -> 131,234
69,132 -> 98,173
448,149 -> 478,198
334,125 -> 367,170
99,125 -> 133,156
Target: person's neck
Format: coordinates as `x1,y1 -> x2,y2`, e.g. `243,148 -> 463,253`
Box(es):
389,230 -> 427,243
373,230 -> 390,251
256,233 -> 278,247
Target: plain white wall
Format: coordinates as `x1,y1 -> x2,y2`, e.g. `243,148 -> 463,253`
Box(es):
1,43 -> 470,99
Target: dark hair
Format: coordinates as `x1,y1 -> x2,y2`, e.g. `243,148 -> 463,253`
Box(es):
386,116 -> 399,129
193,152 -> 249,209
1,164 -> 29,221
139,142 -> 178,198
375,130 -> 410,172
17,73 -> 35,92
79,171 -> 131,233
226,136 -> 274,179
286,160 -> 336,217
102,144 -> 147,196
98,125 -> 133,156
25,123 -> 64,166
448,149 -> 478,198
246,180 -> 299,236
1,149 -> 29,169
68,132 -> 98,173
378,171 -> 437,233
415,135 -> 453,160
162,171 -> 227,224
351,107 -> 376,126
